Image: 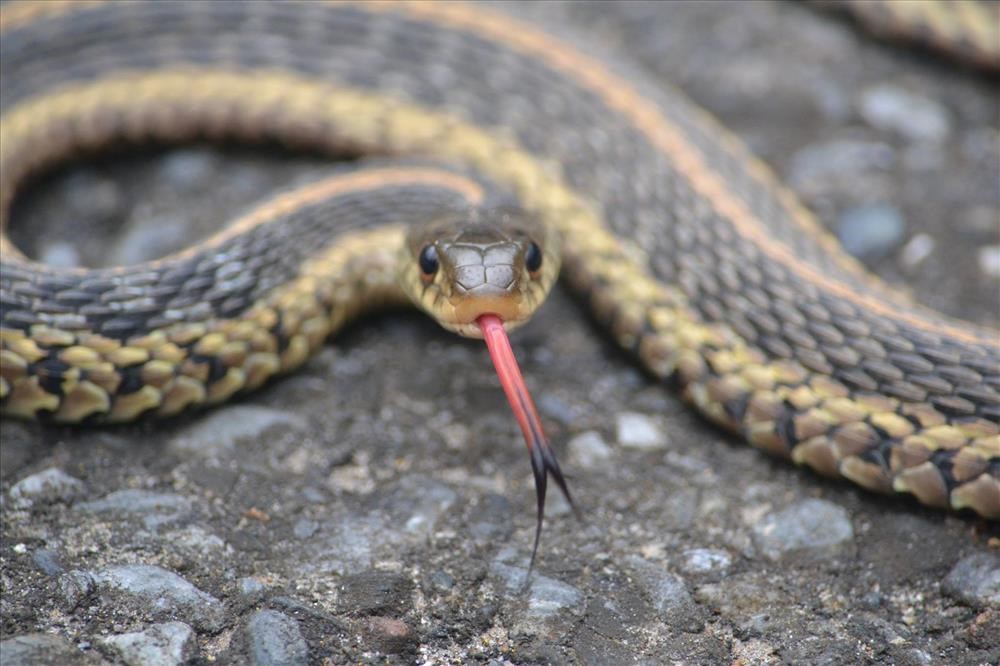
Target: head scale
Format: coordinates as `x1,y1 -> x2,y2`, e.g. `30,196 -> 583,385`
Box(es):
398,207 -> 559,337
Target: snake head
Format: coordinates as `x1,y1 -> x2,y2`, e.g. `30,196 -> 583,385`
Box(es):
400,207 -> 560,338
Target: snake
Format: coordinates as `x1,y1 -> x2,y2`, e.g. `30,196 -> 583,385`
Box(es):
0,0 -> 998,528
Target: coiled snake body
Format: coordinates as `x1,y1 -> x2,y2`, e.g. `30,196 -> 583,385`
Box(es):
1,1 -> 998,519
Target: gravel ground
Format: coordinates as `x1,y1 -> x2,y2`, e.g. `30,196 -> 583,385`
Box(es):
2,2 -> 998,665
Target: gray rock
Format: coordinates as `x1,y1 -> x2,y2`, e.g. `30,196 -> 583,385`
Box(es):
100,621 -> 197,666
836,204 -> 905,259
90,564 -> 224,631
751,499 -> 855,563
0,633 -> 85,665
615,412 -> 668,450
489,551 -> 585,621
245,610 -> 309,666
169,406 -> 307,456
859,84 -> 951,142
9,468 -> 85,509
77,490 -> 193,529
942,553 -> 1000,608
567,430 -> 613,469
625,556 -> 705,632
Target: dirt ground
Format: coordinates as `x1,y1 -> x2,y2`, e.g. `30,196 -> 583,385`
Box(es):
2,2 -> 998,665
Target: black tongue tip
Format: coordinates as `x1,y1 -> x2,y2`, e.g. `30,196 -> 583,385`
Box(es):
526,437 -> 581,580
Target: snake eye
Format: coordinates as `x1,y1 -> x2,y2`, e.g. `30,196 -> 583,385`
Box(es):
525,241 -> 543,274
419,244 -> 439,276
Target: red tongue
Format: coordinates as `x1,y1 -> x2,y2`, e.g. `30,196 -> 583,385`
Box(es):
477,314 -> 577,573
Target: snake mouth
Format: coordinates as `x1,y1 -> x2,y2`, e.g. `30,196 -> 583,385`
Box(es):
438,296 -> 529,338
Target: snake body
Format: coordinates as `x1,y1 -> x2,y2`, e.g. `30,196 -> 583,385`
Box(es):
0,1 -> 997,518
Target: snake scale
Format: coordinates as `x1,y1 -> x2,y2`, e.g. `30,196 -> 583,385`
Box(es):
0,1 -> 998,520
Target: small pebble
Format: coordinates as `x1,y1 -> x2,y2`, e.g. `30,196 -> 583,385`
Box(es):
977,245 -> 1000,279
59,570 -> 96,609
898,233 -> 935,270
615,412 -> 668,450
100,621 -> 197,666
942,553 -> 1000,608
626,556 -> 704,633
245,610 -> 309,666
567,431 -> 613,469
365,616 -> 416,654
293,519 -> 319,540
751,499 -> 855,563
489,559 -> 584,620
38,241 -> 81,268
859,84 -> 951,142
429,570 -> 455,591
679,548 -> 732,575
31,549 -> 65,577
90,564 -> 224,631
836,204 -> 905,259
239,577 -> 267,599
9,468 -> 85,509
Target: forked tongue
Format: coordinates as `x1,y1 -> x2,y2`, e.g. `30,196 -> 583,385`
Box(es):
477,314 -> 579,575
